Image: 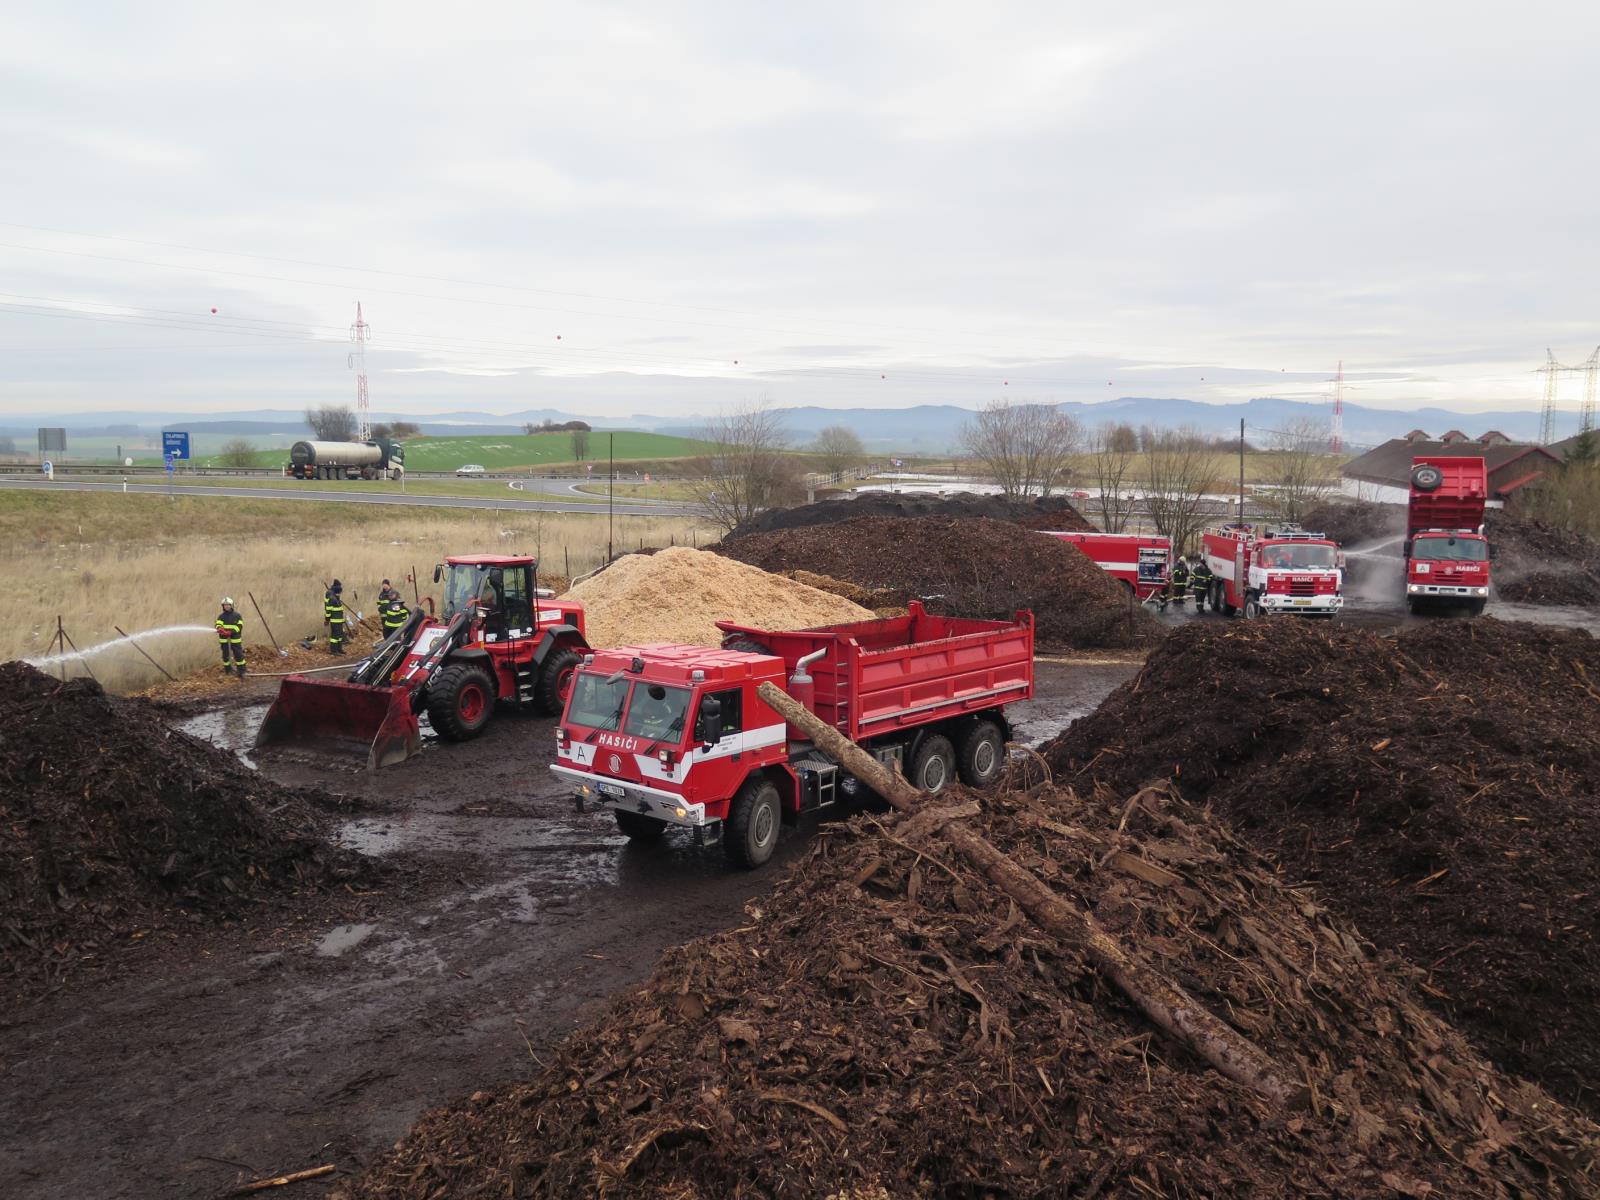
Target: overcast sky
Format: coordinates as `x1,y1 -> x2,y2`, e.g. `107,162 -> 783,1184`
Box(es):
1,1 -> 1596,420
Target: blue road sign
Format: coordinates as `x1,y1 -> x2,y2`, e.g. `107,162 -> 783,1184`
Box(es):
164,454 -> 176,475
162,431 -> 191,460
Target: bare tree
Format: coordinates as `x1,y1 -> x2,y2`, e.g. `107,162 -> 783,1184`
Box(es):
218,438 -> 257,467
1142,428 -> 1224,555
0,435 -> 15,455
370,422 -> 393,439
305,405 -> 356,441
1085,423 -> 1138,532
389,420 -> 420,438
570,427 -> 591,461
1258,418 -> 1338,524
688,401 -> 802,533
959,400 -> 1082,499
812,425 -> 864,477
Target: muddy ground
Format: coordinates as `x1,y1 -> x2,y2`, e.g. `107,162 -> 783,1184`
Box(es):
0,659 -> 1132,1200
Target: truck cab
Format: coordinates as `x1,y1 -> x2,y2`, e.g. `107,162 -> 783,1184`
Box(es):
1203,525 -> 1343,618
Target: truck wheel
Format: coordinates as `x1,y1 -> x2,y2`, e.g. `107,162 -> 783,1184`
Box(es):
615,810 -> 666,841
725,777 -> 781,868
427,663 -> 497,741
535,647 -> 583,716
1467,599 -> 1486,617
724,637 -> 772,657
1243,595 -> 1262,620
909,735 -> 955,794
957,722 -> 1005,787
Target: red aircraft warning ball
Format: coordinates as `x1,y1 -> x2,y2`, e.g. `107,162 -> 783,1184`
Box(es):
210,307 -> 218,314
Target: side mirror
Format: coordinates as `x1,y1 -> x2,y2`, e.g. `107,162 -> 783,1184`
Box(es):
1488,543 -> 1496,561
432,564 -> 444,583
698,696 -> 723,747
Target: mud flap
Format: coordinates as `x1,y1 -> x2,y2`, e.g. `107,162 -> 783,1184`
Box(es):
255,676 -> 421,771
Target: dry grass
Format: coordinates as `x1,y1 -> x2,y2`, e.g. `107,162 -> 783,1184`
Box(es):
2,493 -> 714,692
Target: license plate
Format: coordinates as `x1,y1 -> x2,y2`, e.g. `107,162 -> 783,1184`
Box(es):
1293,599 -> 1313,606
598,781 -> 626,799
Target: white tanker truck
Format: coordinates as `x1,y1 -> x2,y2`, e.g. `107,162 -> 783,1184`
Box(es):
286,439 -> 406,481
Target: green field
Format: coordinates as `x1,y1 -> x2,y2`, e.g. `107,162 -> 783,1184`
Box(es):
180,429 -> 710,471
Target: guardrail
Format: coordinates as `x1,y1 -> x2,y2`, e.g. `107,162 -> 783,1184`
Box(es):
0,464 -> 680,482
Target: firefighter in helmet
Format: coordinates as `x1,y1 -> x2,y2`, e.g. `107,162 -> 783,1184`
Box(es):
1189,553 -> 1214,612
1169,555 -> 1190,607
215,597 -> 245,677
377,578 -> 401,605
324,579 -> 346,654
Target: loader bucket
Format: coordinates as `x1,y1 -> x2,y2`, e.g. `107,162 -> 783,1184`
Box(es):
255,676 -> 421,771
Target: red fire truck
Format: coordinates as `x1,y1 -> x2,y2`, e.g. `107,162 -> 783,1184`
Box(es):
1040,531 -> 1172,599
552,602 -> 1034,868
1406,456 -> 1491,616
1201,524 -> 1343,618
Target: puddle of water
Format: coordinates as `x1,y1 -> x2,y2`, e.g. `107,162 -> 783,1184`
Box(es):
317,923 -> 377,957
176,703 -> 271,769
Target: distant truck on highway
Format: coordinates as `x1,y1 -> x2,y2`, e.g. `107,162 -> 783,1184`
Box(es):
1201,524 -> 1344,618
285,438 -> 406,481
1405,456 -> 1490,616
553,602 -> 1034,867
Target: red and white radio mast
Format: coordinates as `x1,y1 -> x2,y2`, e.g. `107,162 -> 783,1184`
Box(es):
349,302 -> 371,442
1330,360 -> 1345,454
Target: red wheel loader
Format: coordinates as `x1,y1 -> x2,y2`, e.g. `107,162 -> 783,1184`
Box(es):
256,555 -> 588,769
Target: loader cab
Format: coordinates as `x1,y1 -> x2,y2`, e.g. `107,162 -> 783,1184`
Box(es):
436,555 -> 539,639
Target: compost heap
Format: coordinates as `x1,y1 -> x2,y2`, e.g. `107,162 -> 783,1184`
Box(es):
1485,509 -> 1600,605
563,547 -> 873,648
341,778 -> 1598,1199
715,515 -> 1156,649
1301,499 -> 1404,547
728,491 -> 1097,538
1042,618 -> 1600,1117
0,661 -> 367,996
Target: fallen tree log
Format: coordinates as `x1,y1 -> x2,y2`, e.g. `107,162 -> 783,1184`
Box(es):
755,680 -> 1307,1110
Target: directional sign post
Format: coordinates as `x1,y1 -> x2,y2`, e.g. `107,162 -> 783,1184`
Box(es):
162,432 -> 191,462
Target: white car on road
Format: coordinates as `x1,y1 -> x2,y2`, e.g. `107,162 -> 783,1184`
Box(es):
455,464 -> 486,476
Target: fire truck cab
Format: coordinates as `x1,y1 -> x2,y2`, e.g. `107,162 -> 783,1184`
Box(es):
1201,524 -> 1344,618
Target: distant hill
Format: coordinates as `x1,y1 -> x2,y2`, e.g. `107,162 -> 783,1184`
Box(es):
0,397 -> 1556,455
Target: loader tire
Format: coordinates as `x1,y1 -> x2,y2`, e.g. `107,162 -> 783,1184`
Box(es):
536,648 -> 583,716
725,776 -> 781,868
724,637 -> 772,657
427,663 -> 496,741
957,721 -> 1005,788
615,810 -> 667,841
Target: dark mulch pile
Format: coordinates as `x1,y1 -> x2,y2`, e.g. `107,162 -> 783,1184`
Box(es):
1301,499 -> 1404,546
728,492 -> 1097,539
0,661 -> 370,997
1041,618 -> 1600,1116
714,516 -> 1157,649
1486,510 -> 1600,605
340,780 -> 1598,1199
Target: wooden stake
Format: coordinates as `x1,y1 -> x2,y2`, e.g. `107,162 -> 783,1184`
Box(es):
246,592 -> 284,657
226,1163 -> 335,1195
754,681 -> 1307,1110
113,625 -> 177,681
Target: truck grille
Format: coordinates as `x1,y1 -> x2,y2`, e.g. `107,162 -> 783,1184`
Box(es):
1289,578 -> 1316,596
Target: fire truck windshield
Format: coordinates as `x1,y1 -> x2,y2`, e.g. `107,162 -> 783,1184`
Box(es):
1412,535 -> 1488,562
566,672 -> 628,731
1258,543 -> 1336,569
623,683 -> 691,741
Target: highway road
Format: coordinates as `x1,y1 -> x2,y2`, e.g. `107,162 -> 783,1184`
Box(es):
0,476 -> 698,518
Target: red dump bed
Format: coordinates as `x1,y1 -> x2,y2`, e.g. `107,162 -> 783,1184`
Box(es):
1409,455 -> 1488,535
716,600 -> 1034,742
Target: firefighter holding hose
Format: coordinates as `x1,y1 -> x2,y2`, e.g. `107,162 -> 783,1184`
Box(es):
324,579 -> 346,654
215,598 -> 246,678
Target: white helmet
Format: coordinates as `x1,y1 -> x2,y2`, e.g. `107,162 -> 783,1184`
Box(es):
222,596 -> 235,606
